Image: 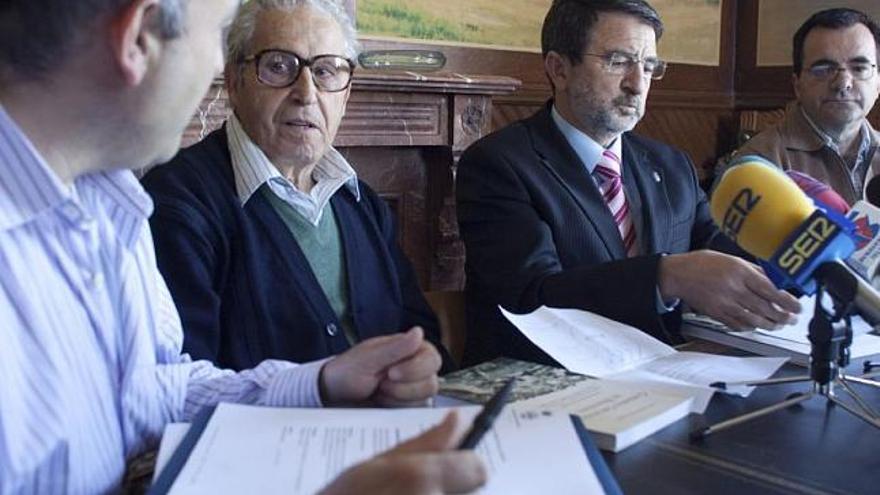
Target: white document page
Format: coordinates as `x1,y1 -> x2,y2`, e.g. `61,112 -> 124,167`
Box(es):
739,294 -> 880,358
503,305 -> 788,399
739,329 -> 880,359
500,306 -> 675,376
599,370 -> 715,413
614,352 -> 788,397
755,295 -> 875,342
164,403 -> 606,495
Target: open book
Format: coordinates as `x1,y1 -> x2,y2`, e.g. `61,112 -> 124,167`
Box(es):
149,403 -> 621,495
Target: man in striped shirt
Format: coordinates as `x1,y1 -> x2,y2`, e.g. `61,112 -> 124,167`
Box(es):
0,1 -> 485,493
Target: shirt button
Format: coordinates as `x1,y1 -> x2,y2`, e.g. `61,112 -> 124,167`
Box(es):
61,203 -> 82,223
325,323 -> 338,337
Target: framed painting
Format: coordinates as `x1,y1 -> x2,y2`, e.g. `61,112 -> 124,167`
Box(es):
353,0 -> 724,66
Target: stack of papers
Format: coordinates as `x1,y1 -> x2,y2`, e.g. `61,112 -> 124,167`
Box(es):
501,306 -> 788,402
151,403 -> 618,494
496,306 -> 789,452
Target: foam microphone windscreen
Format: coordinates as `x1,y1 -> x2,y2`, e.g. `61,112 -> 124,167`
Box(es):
784,169 -> 850,214
710,156 -> 814,260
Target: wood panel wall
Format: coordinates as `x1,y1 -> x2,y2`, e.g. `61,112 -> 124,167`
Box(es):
352,0 -> 740,183
176,1 -> 880,290
348,0 -> 880,184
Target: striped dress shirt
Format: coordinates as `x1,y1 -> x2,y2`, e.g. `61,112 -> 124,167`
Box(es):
0,105 -> 325,494
549,105 -> 678,313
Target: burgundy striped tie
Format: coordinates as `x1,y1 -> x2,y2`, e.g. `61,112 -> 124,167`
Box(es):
594,150 -> 637,256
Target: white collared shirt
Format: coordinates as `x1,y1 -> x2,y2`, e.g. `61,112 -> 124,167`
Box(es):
227,114 -> 359,225
550,104 -> 677,313
551,105 -> 623,179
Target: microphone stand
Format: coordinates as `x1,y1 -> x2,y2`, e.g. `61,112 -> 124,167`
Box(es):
691,266 -> 880,440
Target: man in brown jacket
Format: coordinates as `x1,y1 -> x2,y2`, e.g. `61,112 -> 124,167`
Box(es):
729,8 -> 880,204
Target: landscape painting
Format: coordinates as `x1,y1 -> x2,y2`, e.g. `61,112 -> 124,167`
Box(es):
357,0 -> 723,65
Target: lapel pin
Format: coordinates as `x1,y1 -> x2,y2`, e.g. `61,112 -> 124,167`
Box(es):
652,170 -> 661,183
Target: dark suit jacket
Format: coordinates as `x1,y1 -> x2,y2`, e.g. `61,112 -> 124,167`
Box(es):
456,103 -> 720,366
142,127 -> 450,372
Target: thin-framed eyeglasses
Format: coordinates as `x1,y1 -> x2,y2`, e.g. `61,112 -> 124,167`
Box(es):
243,49 -> 355,92
806,61 -> 877,81
583,51 -> 667,80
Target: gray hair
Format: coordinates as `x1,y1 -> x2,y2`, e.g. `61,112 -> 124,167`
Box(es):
0,0 -> 186,82
226,0 -> 360,67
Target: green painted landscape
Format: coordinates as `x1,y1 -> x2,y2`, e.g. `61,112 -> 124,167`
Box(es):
358,0 -> 723,64
358,0 -> 549,49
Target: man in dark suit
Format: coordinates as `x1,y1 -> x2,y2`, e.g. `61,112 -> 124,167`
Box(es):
456,0 -> 802,366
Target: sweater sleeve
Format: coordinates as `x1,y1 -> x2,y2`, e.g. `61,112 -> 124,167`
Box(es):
145,176 -> 229,364
365,187 -> 454,372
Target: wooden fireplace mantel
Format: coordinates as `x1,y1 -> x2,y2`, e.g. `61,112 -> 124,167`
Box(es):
181,71 -> 521,291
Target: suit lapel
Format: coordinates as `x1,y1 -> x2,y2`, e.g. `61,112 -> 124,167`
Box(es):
622,136 -> 670,253
527,105 -> 625,259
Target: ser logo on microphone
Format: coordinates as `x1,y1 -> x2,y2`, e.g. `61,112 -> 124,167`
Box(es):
721,188 -> 761,241
776,214 -> 838,276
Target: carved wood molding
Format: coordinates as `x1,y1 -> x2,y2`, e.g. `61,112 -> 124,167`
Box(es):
183,72 -> 521,148
336,93 -> 447,147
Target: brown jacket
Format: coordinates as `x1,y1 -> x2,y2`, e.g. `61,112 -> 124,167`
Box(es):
733,102 -> 880,205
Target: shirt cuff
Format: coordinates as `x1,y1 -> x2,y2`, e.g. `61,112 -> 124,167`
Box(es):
262,358 -> 330,408
655,285 -> 680,314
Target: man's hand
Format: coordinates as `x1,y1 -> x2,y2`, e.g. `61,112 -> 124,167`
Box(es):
319,327 -> 442,407
659,250 -> 801,331
319,411 -> 487,495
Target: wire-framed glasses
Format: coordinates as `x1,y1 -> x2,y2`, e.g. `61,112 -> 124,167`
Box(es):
806,62 -> 877,81
583,51 -> 667,80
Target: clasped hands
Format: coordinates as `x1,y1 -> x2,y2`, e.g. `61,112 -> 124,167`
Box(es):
316,327 -> 488,494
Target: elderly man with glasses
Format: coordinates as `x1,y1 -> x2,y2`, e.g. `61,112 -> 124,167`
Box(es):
143,0 -> 451,375
729,8 -> 880,205
455,0 -> 800,366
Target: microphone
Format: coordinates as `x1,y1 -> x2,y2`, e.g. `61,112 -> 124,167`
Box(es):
711,155 -> 880,324
782,170 -> 880,285
866,174 -> 880,207
784,169 -> 850,214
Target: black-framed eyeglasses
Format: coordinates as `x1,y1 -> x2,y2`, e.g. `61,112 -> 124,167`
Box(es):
583,51 -> 667,80
243,49 -> 355,92
806,61 -> 877,81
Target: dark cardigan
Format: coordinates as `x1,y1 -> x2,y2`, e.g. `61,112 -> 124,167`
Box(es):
142,127 -> 449,371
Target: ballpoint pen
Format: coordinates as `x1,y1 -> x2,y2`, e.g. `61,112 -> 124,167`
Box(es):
457,378 -> 516,449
